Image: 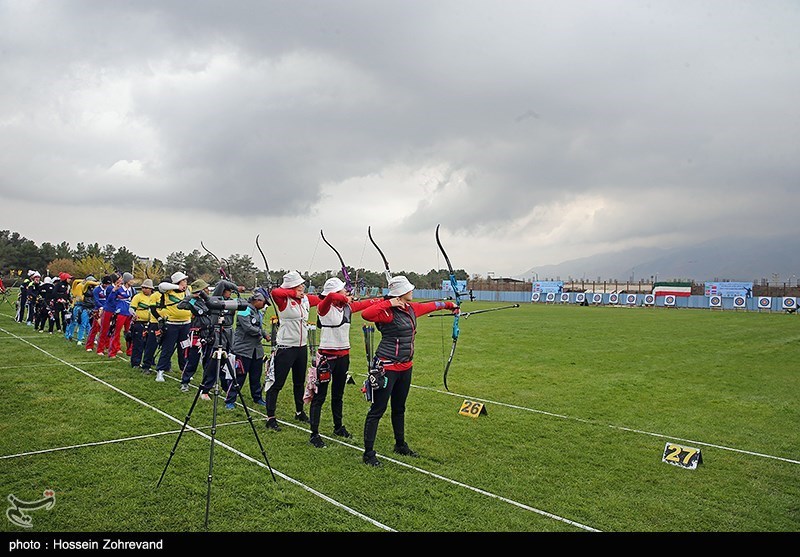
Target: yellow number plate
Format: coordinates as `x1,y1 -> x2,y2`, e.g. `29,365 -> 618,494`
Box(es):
459,400 -> 487,418
662,442 -> 703,470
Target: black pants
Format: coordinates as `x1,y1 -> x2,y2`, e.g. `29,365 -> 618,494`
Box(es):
200,344 -> 229,394
129,321 -> 149,367
50,301 -> 66,332
34,304 -> 50,331
310,354 -> 349,435
141,326 -> 159,371
27,299 -> 37,324
265,346 -> 307,417
226,354 -> 264,404
363,367 -> 412,459
156,322 -> 190,372
16,292 -> 26,321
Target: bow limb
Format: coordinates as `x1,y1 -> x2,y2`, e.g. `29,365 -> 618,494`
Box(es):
255,234 -> 280,323
320,230 -> 353,293
435,224 -> 461,391
200,241 -> 230,282
368,226 -> 392,285
255,234 -> 272,289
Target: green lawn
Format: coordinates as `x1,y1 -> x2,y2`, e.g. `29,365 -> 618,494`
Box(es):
1,292 -> 798,532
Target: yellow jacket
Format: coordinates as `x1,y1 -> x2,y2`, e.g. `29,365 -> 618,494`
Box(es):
154,288 -> 192,323
130,292 -> 154,322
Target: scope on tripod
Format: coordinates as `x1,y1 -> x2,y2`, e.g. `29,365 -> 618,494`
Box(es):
206,297 -> 249,312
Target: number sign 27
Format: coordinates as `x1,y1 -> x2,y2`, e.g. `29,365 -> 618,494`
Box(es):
459,400 -> 488,418
662,442 -> 703,470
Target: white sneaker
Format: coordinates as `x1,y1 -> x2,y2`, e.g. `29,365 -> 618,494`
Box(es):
86,347 -> 93,352
155,371 -> 165,382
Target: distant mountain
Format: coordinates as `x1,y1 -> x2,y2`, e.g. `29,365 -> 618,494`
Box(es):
517,235 -> 800,284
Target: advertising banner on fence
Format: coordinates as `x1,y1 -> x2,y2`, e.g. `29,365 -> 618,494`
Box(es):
531,281 -> 564,295
442,280 -> 468,296
704,282 -> 754,298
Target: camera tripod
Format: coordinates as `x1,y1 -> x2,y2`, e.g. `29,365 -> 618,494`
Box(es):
156,316 -> 276,529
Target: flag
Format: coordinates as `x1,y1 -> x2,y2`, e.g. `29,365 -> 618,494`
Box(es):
652,282 -> 692,297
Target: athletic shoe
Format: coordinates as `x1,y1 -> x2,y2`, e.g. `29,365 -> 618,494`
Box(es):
225,402 -> 235,410
294,410 -> 310,423
200,393 -> 211,401
255,399 -> 266,407
180,383 -> 190,393
76,341 -> 83,346
333,426 -> 353,439
141,369 -> 152,375
393,443 -> 418,457
155,371 -> 165,382
265,419 -> 281,432
309,434 -> 326,449
363,454 -> 382,467
86,347 -> 93,352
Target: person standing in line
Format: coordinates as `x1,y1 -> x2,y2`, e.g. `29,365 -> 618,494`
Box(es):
96,274 -> 121,356
359,275 -> 458,467
25,272 -> 42,326
226,289 -> 269,409
178,279 -> 240,399
265,271 -> 320,431
34,276 -> 53,332
129,278 -> 155,369
65,275 -> 87,342
16,270 -> 33,322
107,272 -> 135,358
85,276 -> 111,352
306,277 -> 382,448
73,276 -> 99,346
139,280 -> 162,376
50,273 -> 72,334
152,271 -> 192,383
177,278 -> 213,393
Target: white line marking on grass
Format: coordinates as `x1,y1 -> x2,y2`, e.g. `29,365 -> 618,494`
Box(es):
0,421 -> 250,460
0,361 -> 116,370
0,327 -> 394,532
158,372 -> 601,532
409,383 -> 800,466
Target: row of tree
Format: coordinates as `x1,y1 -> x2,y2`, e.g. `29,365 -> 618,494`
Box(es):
0,229 -> 468,291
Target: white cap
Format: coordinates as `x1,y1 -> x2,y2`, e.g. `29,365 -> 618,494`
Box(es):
321,277 -> 346,296
32,271 -> 41,278
44,276 -> 53,284
171,271 -> 189,283
27,270 -> 35,277
388,275 -> 414,297
281,271 -> 305,289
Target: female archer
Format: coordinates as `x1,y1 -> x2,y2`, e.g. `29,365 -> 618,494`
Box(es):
359,275 -> 458,467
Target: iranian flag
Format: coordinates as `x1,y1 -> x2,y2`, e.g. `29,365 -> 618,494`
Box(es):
652,281 -> 692,297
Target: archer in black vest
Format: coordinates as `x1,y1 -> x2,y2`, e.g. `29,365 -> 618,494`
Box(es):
359,276 -> 457,467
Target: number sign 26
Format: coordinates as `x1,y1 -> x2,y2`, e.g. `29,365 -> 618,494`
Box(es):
662,442 -> 703,470
459,400 -> 488,418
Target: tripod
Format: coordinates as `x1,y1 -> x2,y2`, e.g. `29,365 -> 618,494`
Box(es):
156,315 -> 276,530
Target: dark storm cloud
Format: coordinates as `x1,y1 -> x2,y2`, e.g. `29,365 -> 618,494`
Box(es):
1,1 -> 798,272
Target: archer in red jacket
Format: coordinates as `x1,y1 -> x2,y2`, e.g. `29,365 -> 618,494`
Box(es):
359,275 -> 457,467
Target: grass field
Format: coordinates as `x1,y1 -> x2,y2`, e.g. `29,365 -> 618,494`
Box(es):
1,291 -> 798,533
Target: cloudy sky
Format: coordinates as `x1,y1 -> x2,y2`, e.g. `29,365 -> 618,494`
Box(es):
1,0 -> 798,277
